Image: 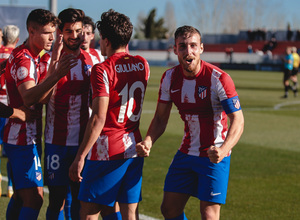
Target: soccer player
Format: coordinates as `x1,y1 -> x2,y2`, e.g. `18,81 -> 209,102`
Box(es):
3,8 -> 77,220
291,46 -> 299,97
282,46 -> 295,98
42,8 -> 98,220
0,24 -> 20,198
136,25 -> 244,220
81,15 -> 105,62
69,9 -> 150,220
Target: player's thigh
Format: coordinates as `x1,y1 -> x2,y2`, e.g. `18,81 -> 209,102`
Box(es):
80,201 -> 114,219
161,191 -> 190,216
17,186 -> 44,209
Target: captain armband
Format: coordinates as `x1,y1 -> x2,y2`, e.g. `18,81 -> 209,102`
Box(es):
221,96 -> 242,114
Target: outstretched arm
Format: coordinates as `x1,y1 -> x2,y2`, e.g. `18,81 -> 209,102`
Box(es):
136,102 -> 172,157
0,102 -> 36,122
19,53 -> 77,107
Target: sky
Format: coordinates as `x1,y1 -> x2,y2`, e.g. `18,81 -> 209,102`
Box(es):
1,0 -> 300,34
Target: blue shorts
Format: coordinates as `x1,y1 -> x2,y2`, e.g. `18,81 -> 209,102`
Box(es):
44,143 -> 79,186
0,117 -> 6,145
3,143 -> 43,190
79,157 -> 144,207
164,151 -> 231,204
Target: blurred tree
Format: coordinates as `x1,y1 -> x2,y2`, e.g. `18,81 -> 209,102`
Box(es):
183,0 -> 286,34
164,1 -> 177,38
134,8 -> 168,39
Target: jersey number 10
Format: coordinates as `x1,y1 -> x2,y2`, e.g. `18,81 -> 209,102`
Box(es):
118,81 -> 145,123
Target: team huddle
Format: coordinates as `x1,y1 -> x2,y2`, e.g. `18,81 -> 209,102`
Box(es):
0,7 -> 244,220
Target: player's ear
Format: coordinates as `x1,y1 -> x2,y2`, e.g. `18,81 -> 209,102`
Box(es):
28,26 -> 35,36
173,45 -> 178,55
200,43 -> 204,54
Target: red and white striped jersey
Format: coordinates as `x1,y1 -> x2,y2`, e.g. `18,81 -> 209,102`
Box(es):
0,46 -> 13,99
42,49 -> 98,146
3,44 -> 44,145
89,48 -> 105,63
158,60 -> 241,157
87,52 -> 150,161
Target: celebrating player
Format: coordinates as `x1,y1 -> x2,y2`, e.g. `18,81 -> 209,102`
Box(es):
41,8 -> 98,220
3,9 -> 76,220
69,9 -> 150,220
81,15 -> 105,62
136,25 -> 244,220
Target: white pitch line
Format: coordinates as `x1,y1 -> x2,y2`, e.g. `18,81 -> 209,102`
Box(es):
0,176 -> 160,220
273,100 -> 300,110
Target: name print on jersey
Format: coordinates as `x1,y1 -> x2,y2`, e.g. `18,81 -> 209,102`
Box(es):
115,62 -> 145,73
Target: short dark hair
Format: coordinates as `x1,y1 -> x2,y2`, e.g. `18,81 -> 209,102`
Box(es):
26,9 -> 60,30
83,16 -> 95,33
58,8 -> 85,31
96,9 -> 132,50
174,25 -> 202,43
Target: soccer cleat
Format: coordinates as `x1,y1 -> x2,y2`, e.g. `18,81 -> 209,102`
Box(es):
7,186 -> 13,198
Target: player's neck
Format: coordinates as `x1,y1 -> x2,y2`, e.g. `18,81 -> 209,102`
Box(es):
24,39 -> 41,57
106,47 -> 126,58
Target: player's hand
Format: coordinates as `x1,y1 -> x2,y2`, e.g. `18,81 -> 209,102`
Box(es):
10,106 -> 38,122
19,106 -> 38,122
136,140 -> 152,157
69,158 -> 84,182
51,34 -> 64,62
207,145 -> 225,163
55,53 -> 77,78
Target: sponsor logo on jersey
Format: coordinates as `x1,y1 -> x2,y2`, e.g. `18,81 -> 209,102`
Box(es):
17,66 -> 29,80
198,86 -> 207,99
233,98 -> 241,109
115,62 -> 145,73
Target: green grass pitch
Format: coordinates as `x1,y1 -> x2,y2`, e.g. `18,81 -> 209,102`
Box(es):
1,67 -> 300,219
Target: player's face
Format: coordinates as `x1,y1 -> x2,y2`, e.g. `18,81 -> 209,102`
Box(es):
32,23 -> 56,52
81,24 -> 94,51
62,22 -> 83,51
174,33 -> 203,77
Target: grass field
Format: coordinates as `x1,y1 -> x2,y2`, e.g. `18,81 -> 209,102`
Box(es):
1,67 -> 300,219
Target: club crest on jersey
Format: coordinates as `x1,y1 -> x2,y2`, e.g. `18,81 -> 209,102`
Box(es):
36,172 -> 42,181
232,98 -> 241,109
198,86 -> 207,99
